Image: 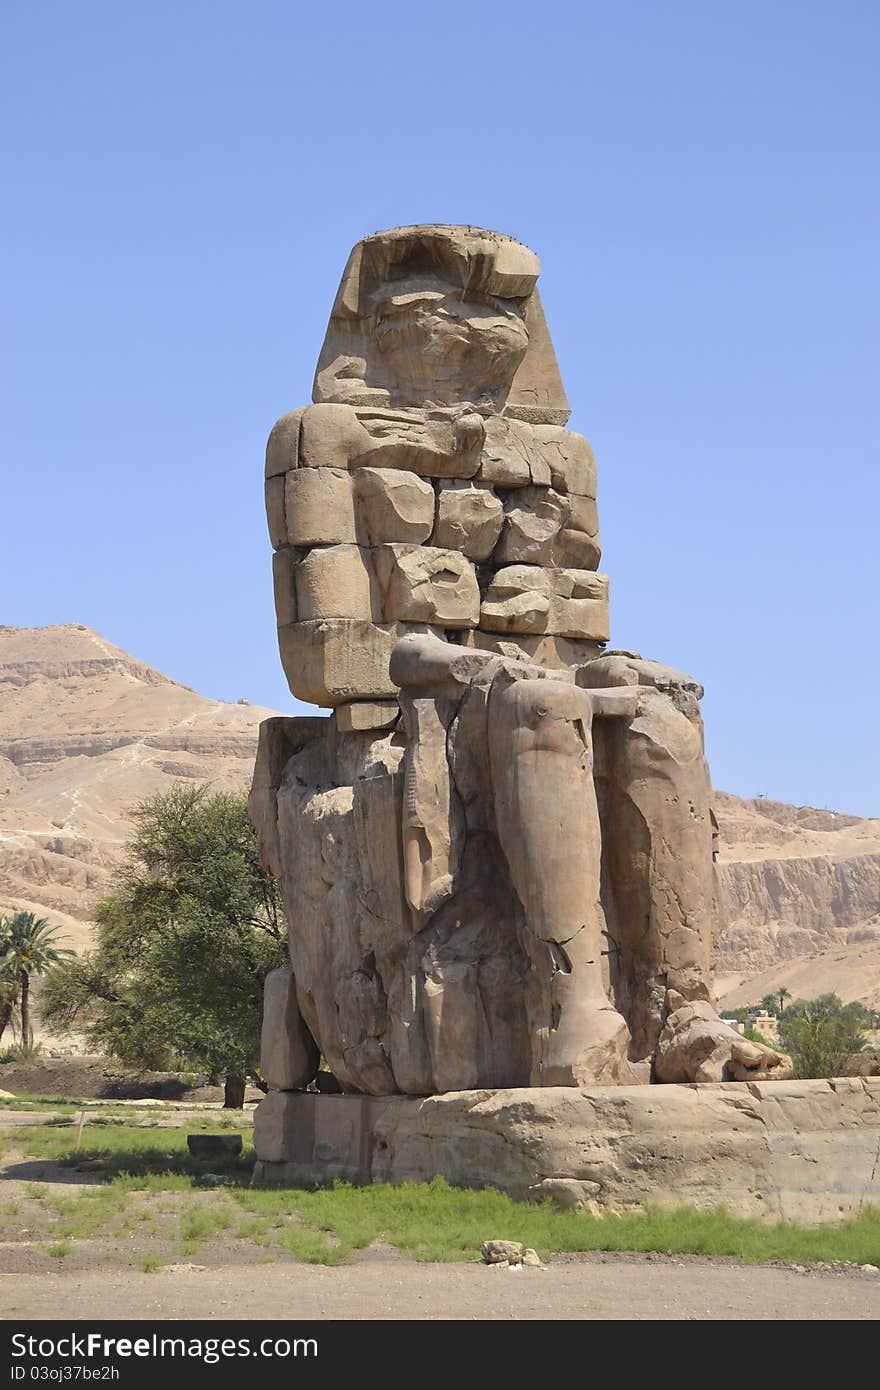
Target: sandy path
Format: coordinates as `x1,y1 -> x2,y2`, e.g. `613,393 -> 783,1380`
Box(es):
1,1254 -> 877,1321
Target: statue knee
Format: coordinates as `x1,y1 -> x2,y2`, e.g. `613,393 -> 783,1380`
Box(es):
492,676 -> 593,739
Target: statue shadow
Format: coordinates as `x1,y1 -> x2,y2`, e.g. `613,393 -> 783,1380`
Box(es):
2,1157 -> 103,1186
1,1149 -> 256,1188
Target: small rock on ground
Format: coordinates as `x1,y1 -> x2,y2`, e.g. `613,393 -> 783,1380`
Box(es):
482,1240 -> 524,1265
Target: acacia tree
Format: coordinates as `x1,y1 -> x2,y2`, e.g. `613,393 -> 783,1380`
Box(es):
777,994 -> 869,1079
42,786 -> 287,1106
0,913 -> 72,1047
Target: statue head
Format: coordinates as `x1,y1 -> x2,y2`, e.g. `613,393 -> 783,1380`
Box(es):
370,274 -> 529,407
313,225 -> 570,421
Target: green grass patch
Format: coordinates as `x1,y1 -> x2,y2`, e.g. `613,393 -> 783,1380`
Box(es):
135,1254 -> 165,1273
236,1176 -> 880,1266
178,1206 -> 234,1252
45,1241 -> 74,1259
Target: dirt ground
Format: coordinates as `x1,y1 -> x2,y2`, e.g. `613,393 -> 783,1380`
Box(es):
1,1250 -> 878,1320
1,1086 -> 878,1322
1,1165 -> 877,1321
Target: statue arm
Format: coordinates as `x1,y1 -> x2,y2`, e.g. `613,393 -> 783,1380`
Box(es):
389,633 -> 495,697
587,686 -> 640,721
580,653 -> 704,700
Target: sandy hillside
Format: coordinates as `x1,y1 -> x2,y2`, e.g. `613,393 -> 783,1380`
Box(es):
0,624 -> 284,951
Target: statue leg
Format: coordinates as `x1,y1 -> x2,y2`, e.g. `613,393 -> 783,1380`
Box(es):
600,685 -> 716,1038
487,675 -> 631,1086
599,684 -> 790,1082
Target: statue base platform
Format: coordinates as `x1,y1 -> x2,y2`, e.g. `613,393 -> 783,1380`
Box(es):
253,1078 -> 880,1224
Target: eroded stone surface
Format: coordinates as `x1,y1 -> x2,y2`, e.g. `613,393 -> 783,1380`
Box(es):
265,408 -> 304,478
374,545 -> 480,627
334,700 -> 399,733
254,1081 -> 880,1223
294,545 -> 378,623
353,467 -> 435,545
260,967 -> 320,1091
494,487 -> 569,564
431,481 -> 504,559
255,224 -> 792,1100
481,566 -> 610,639
276,620 -> 404,706
285,467 -> 356,547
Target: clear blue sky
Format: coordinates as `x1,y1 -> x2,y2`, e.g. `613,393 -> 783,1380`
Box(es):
3,2 -> 878,816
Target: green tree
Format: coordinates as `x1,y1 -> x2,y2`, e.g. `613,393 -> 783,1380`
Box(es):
0,912 -> 72,1047
776,986 -> 791,1016
42,786 -> 287,1106
0,946 -> 19,1046
720,1006 -> 753,1024
777,994 -> 869,1079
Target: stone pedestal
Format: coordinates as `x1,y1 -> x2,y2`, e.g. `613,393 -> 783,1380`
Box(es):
253,1078 -> 880,1224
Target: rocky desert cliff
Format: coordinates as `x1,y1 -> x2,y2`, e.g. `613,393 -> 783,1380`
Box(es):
714,793 -> 880,1009
2,624 -> 878,1005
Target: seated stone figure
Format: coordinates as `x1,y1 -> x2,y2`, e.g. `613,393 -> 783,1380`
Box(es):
251,224 -> 790,1094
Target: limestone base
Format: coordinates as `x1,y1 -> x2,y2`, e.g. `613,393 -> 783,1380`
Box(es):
253,1079 -> 880,1224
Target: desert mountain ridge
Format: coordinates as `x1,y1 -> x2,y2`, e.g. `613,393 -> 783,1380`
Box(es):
0,623 -> 279,951
1,624 -> 878,1006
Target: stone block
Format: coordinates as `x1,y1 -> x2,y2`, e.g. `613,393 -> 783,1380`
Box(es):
265,476 -> 287,550
481,566 -> 610,640
277,619 -> 405,706
494,487 -> 568,565
554,529 -> 602,570
265,408 -> 305,478
568,494 -> 599,537
260,967 -> 320,1091
460,629 -> 604,673
334,700 -> 400,732
485,238 -> 540,296
478,588 -> 550,634
530,424 -> 597,496
186,1134 -> 243,1157
285,467 -> 356,546
374,545 -> 480,627
294,545 -> 379,622
351,413 -> 483,478
300,402 -> 372,467
431,481 -> 504,560
254,1091 -> 389,1182
271,547 -> 301,627
353,467 -> 435,544
552,495 -> 602,569
478,416 -> 534,487
248,716 -> 328,877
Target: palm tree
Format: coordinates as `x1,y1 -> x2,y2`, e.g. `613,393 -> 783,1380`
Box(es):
0,913 -> 73,1048
777,986 -> 791,1017
0,952 -> 19,1046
